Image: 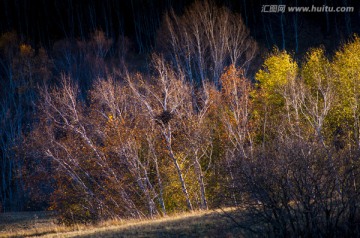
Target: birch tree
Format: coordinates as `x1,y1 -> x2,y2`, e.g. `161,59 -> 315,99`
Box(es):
158,0 -> 257,87
127,55 -> 194,211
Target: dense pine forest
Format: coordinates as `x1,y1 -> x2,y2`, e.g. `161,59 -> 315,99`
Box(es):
1,0 -> 360,236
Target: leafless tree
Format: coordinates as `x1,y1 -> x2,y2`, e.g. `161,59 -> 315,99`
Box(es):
236,139 -> 360,237
33,76 -> 150,222
158,0 -> 257,87
127,55 -> 194,211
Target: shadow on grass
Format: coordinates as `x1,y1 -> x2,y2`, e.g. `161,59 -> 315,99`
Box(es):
71,209 -> 260,238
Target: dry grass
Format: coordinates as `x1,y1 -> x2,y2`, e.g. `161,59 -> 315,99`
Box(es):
0,211 -> 84,238
0,208 -> 252,238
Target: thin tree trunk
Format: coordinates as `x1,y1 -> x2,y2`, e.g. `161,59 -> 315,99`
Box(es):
163,129 -> 193,211
194,154 -> 208,210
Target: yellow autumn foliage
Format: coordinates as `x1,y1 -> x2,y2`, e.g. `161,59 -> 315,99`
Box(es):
255,49 -> 298,106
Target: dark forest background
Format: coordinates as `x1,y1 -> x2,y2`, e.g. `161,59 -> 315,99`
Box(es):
1,0 -> 359,54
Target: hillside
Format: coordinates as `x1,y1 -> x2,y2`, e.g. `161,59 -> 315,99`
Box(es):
0,208 -> 254,237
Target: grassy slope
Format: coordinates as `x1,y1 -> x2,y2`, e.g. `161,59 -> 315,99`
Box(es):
0,208 -> 253,238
